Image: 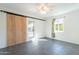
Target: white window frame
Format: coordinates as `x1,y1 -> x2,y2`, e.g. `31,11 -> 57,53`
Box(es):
54,18 -> 64,32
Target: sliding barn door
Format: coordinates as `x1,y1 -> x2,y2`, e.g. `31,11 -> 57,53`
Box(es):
7,14 -> 16,46
7,14 -> 27,46
15,15 -> 26,44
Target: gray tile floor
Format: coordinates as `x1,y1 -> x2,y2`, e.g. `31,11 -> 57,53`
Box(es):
0,39 -> 79,55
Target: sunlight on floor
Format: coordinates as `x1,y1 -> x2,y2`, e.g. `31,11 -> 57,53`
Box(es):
31,37 -> 48,46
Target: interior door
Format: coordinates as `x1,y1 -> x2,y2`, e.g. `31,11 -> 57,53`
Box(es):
15,15 -> 26,44
20,16 -> 27,43
7,14 -> 16,46
7,14 -> 27,46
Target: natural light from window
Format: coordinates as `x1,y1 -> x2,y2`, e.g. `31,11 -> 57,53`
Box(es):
54,18 -> 64,32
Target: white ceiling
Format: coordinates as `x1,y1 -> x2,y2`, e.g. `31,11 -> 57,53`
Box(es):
0,3 -> 79,20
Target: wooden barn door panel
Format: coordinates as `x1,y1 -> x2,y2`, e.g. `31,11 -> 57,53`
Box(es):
7,13 -> 27,46
21,17 -> 26,43
7,14 -> 15,46
15,15 -> 26,44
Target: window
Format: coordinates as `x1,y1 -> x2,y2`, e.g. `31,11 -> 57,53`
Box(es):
54,18 -> 64,32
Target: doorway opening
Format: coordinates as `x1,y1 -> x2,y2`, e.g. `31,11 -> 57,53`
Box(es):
28,20 -> 34,41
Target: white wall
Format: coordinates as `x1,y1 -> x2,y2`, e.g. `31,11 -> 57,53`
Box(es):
55,9 -> 79,44
46,9 -> 79,44
0,11 -> 7,49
